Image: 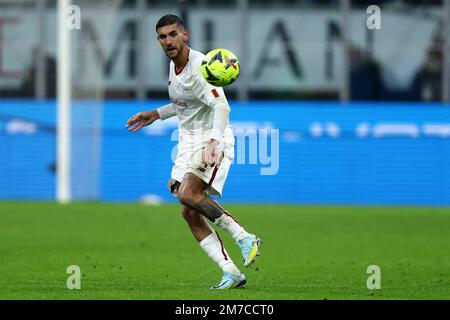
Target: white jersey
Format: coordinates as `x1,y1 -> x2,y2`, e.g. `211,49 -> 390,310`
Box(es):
162,48 -> 234,154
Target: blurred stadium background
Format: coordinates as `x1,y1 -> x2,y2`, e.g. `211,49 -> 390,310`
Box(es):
1,0 -> 450,300
1,0 -> 449,204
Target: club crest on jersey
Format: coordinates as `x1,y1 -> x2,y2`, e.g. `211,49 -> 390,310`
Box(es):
170,97 -> 188,108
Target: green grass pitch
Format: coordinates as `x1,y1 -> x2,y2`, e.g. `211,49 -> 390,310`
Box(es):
0,202 -> 449,300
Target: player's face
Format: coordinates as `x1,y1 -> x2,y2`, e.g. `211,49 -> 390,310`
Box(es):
156,24 -> 189,60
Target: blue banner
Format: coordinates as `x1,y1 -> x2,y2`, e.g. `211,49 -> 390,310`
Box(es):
1,100 -> 449,205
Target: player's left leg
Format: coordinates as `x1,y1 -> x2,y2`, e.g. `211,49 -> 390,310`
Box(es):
181,206 -> 245,289
178,173 -> 262,267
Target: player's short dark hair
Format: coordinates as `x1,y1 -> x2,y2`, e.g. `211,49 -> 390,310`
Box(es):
156,14 -> 185,31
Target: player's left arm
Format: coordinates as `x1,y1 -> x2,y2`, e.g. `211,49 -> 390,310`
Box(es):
191,71 -> 230,166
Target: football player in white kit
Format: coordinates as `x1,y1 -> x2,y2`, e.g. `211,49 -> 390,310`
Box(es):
126,15 -> 262,289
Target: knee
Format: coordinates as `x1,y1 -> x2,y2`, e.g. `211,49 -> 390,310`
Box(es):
177,187 -> 199,207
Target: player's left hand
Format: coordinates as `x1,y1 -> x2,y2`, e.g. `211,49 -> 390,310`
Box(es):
203,139 -> 221,167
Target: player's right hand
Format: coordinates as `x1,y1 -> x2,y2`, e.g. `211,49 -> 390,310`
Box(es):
126,110 -> 160,132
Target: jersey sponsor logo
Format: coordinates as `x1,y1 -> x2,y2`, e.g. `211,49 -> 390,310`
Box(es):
170,97 -> 188,108
211,89 -> 219,98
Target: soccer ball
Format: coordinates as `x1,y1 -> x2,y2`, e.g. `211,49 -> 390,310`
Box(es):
201,48 -> 240,87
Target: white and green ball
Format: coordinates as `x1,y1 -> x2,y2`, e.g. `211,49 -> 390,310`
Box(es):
201,48 -> 240,87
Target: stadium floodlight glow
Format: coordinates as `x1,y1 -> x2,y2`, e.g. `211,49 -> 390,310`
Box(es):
57,0 -> 71,203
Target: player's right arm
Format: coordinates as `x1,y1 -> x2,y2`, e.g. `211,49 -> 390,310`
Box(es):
126,103 -> 175,132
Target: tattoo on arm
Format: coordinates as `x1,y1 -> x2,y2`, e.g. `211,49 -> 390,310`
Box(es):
190,196 -> 224,222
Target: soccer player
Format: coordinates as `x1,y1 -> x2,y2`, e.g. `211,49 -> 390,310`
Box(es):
126,14 -> 262,289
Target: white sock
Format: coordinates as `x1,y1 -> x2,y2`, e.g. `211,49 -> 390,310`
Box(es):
199,231 -> 241,276
214,211 -> 250,241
